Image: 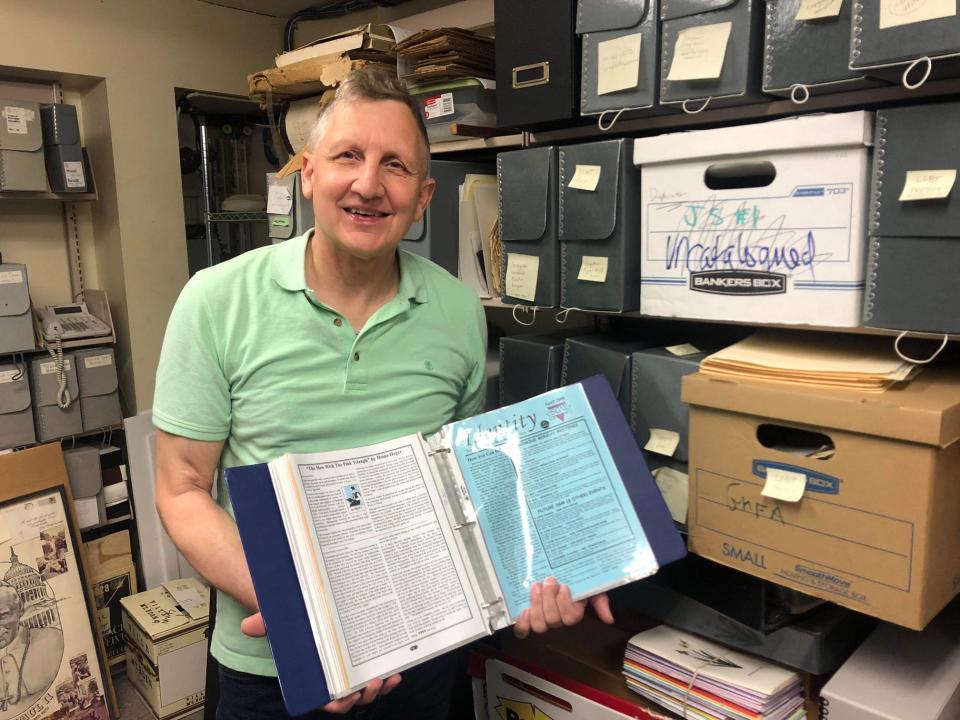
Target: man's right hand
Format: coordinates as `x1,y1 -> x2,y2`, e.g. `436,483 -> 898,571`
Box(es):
240,612 -> 402,715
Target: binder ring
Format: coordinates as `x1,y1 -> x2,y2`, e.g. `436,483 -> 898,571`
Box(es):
598,109 -> 626,132
894,331 -> 949,365
789,83 -> 810,104
902,56 -> 932,90
682,96 -> 712,115
511,304 -> 538,326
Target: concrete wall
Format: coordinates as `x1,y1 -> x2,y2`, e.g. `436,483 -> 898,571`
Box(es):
0,0 -> 281,412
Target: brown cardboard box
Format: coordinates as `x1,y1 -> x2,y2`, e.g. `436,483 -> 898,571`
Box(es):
84,530 -> 137,666
682,368 -> 960,630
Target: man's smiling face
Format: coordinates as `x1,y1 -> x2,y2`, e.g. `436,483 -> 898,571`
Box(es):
302,98 -> 435,262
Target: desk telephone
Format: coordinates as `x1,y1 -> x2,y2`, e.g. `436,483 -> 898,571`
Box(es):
35,303 -> 111,410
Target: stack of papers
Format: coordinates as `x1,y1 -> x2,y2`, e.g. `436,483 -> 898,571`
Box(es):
623,626 -> 805,720
395,28 -> 495,82
700,331 -> 920,391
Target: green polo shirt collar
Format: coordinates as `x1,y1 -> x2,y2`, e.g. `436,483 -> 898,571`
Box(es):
270,231 -> 430,305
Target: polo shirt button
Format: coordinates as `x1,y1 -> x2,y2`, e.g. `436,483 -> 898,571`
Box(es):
334,318 -> 342,327
353,352 -> 360,362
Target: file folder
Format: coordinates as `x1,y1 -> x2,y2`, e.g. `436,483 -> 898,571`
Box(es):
0,262 -> 36,354
0,99 -> 47,191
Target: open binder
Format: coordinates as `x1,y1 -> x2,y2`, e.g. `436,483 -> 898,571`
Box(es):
226,375 -> 685,714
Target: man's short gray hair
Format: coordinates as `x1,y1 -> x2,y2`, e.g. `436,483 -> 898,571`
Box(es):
306,67 -> 431,177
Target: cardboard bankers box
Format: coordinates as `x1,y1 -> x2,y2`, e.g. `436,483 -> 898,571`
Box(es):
683,369 -> 960,630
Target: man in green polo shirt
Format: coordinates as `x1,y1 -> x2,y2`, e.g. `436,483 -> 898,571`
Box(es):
154,68 -> 612,719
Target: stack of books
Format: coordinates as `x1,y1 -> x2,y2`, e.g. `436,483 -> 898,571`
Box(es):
394,27 -> 495,83
623,626 -> 806,720
700,331 -> 921,391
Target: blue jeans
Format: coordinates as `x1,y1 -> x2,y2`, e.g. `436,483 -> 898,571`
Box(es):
215,651 -> 459,720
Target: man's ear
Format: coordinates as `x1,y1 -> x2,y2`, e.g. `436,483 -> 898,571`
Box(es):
300,151 -> 315,200
415,177 -> 436,221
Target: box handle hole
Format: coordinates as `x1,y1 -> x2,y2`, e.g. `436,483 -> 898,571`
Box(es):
705,161 -> 776,190
756,423 -> 834,460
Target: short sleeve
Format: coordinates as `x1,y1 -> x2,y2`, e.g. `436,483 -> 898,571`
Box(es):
153,273 -> 231,441
454,297 -> 489,420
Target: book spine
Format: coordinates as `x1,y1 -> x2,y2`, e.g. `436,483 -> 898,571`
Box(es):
559,148 -> 568,306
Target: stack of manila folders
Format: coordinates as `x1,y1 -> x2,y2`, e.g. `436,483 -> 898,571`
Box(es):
700,331 -> 920,391
624,626 -> 805,720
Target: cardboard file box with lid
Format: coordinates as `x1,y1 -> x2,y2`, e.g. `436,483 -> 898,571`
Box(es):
577,0 -> 660,117
121,578 -> 210,720
633,111 -> 873,326
682,368 -> 960,630
30,354 -> 82,441
0,99 -> 47,191
559,138 -> 641,311
763,0 -> 877,99
863,102 -> 960,334
495,0 -> 578,127
0,262 -> 36,354
0,360 -> 35,449
499,334 -> 567,406
659,0 -> 765,111
40,103 -> 88,193
72,347 -> 123,432
498,146 -> 561,306
401,159 -> 493,276
850,1 -> 960,84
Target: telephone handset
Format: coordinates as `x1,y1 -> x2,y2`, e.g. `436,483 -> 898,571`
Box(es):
38,303 -> 111,342
36,303 -> 110,410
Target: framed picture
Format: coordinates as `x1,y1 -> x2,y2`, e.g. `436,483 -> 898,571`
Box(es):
0,444 -> 116,720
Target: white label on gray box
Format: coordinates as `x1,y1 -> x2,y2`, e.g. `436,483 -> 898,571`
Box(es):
0,370 -> 19,384
3,106 -> 28,135
63,162 -> 86,188
84,354 -> 112,369
0,271 -> 23,284
40,359 -> 71,375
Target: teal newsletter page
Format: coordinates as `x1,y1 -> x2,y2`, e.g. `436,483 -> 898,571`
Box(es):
446,382 -> 659,619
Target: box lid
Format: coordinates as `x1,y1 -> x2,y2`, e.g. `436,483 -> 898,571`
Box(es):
121,578 -> 210,640
498,147 -> 555,242
632,111 -> 873,166
577,0 -> 649,34
0,362 -> 30,415
661,0 -> 740,22
559,140 -> 625,241
682,368 -> 960,447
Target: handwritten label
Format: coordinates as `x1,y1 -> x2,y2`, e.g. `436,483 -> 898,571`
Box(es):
899,169 -> 957,201
84,354 -> 113,369
0,270 -> 24,285
568,164 -> 602,191
597,33 -> 642,95
505,253 -> 540,302
665,343 -> 700,357
3,106 -> 29,135
762,467 -> 807,502
645,428 -> 680,457
880,0 -> 956,29
40,359 -> 71,375
653,466 -> 689,524
667,22 -> 732,81
577,256 -> 608,282
64,161 -> 86,188
796,0 -> 844,20
267,184 -> 293,215
0,370 -> 20,384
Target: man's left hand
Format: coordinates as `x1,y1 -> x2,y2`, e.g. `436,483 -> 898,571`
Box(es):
512,576 -> 614,639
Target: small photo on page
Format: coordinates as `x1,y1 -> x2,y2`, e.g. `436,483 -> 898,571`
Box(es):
342,484 -> 363,509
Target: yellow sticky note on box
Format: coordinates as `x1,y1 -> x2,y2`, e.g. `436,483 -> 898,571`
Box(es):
645,428 -> 680,457
577,256 -> 608,283
505,253 -> 539,302
899,169 -> 957,201
795,0 -> 844,21
597,33 -> 642,95
880,0 -> 956,30
762,467 -> 807,502
667,21 -> 732,81
568,164 -> 602,191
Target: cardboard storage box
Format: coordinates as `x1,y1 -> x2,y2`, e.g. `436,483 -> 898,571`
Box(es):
122,578 -> 210,719
0,98 -> 47,191
73,346 -> 123,432
577,0 -> 659,116
683,368 -> 960,630
0,262 -> 37,354
410,79 -> 496,144
0,359 -> 36,449
85,530 -> 137,666
30,353 -> 83,441
499,333 -> 567,406
40,103 -> 89,193
633,112 -> 873,326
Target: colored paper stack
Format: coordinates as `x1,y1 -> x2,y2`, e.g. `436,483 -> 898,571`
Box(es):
623,626 -> 806,720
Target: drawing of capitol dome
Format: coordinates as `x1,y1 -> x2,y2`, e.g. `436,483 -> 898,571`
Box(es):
5,547 -> 59,628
